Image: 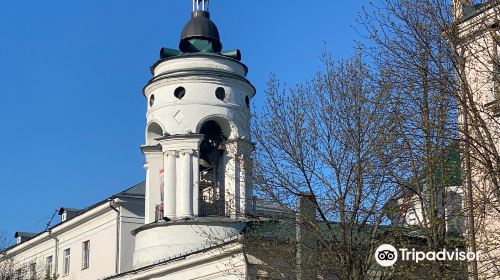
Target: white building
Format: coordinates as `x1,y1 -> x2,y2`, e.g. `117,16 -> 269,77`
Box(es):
0,183 -> 145,279
453,0 -> 500,278
392,184 -> 465,236
108,0 -> 260,278
1,1 -> 294,279
394,1 -> 500,278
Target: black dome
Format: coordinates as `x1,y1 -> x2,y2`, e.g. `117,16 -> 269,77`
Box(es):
179,11 -> 222,53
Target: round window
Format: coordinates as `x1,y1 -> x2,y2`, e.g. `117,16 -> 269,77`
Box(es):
215,87 -> 226,101
174,87 -> 186,99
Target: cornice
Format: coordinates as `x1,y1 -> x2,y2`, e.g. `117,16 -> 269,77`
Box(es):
149,52 -> 249,75
140,144 -> 162,154
142,69 -> 256,97
156,133 -> 204,142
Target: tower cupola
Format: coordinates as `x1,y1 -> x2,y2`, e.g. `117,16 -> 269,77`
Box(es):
179,0 -> 222,53
135,1 -> 255,268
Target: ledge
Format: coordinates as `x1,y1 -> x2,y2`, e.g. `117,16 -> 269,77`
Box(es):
155,133 -> 204,142
132,216 -> 249,236
150,52 -> 249,75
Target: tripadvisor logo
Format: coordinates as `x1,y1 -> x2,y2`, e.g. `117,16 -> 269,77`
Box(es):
375,244 -> 398,267
374,244 -> 480,267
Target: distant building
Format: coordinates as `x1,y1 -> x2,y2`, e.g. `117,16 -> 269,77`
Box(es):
453,0 -> 500,278
390,144 -> 465,236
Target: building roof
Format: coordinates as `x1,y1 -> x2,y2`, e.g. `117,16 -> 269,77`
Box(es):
13,232 -> 37,239
456,0 -> 498,24
3,181 -> 145,252
51,181 -> 145,226
180,11 -> 222,53
155,6 -> 244,65
117,181 -> 146,197
58,207 -> 82,215
105,218 -> 452,279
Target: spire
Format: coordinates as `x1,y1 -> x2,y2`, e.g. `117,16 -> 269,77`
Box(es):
180,0 -> 222,53
192,0 -> 209,12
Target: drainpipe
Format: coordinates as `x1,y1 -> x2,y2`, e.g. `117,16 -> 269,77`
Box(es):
48,230 -> 59,278
109,199 -> 120,274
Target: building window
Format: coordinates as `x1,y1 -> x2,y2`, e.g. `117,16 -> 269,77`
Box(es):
149,94 -> 155,107
46,256 -> 53,278
174,86 -> 186,99
245,96 -> 250,108
82,241 -> 90,270
29,262 -> 36,279
63,248 -> 71,275
16,268 -> 22,280
215,87 -> 226,101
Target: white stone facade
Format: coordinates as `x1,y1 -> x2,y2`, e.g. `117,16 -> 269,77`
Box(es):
0,184 -> 145,279
2,1 -> 259,279
133,44 -> 256,280
142,54 -> 255,223
454,1 -> 500,278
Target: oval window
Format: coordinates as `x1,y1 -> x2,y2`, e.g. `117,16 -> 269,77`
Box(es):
245,96 -> 250,108
215,87 -> 226,101
149,94 -> 155,107
174,87 -> 186,99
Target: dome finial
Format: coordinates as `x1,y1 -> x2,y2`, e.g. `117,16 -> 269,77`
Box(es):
193,0 -> 209,12
180,0 -> 222,53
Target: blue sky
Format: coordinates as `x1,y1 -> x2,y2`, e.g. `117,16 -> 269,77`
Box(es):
0,0 -> 366,240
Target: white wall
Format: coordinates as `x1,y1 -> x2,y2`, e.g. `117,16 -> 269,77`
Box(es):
114,243 -> 247,280
2,197 -> 144,280
119,201 -> 145,273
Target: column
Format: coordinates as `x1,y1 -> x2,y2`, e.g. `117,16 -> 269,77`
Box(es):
144,162 -> 151,223
192,151 -> 200,216
164,151 -> 177,219
238,154 -> 247,216
177,150 -> 193,217
223,139 -> 254,218
238,141 -> 254,216
159,134 -> 203,219
142,148 -> 163,224
224,147 -> 238,218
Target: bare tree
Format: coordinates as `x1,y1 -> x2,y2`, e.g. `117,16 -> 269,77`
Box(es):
0,232 -> 15,280
0,232 -> 56,280
359,0 -> 500,278
252,53 -> 402,279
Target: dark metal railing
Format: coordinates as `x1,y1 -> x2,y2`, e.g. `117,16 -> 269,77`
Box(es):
198,164 -> 226,217
199,198 -> 225,217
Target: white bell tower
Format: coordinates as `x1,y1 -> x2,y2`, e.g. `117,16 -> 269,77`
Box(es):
141,0 -> 255,224
133,1 -> 255,268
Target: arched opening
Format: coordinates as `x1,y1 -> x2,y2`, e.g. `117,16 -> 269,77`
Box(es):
146,122 -> 163,145
199,120 -> 226,216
